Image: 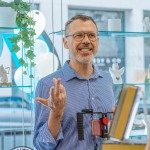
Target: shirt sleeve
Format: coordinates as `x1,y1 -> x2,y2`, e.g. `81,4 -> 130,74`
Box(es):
33,80 -> 64,150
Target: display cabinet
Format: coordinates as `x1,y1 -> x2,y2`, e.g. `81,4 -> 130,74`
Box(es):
0,27 -> 34,150
98,31 -> 150,149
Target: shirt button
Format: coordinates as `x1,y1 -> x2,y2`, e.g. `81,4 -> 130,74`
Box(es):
91,97 -> 95,100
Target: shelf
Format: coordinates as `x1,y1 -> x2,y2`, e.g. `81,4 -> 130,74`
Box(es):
99,31 -> 150,37
130,130 -> 147,137
0,85 -> 32,88
114,82 -> 150,86
0,27 -> 19,30
50,30 -> 150,37
0,27 -> 31,33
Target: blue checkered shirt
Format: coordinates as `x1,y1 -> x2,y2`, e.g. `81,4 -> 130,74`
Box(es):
33,60 -> 115,150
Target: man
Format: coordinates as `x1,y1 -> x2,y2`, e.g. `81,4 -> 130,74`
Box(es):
33,14 -> 115,150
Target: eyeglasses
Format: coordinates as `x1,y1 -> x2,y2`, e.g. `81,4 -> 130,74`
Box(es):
65,32 -> 99,42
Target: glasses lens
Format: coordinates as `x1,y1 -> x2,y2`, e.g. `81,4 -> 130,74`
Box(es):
74,32 -> 84,41
88,32 -> 97,41
73,32 -> 98,41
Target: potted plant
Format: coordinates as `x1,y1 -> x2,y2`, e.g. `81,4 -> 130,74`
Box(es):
0,0 -> 37,78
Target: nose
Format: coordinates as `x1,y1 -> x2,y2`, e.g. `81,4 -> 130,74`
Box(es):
82,34 -> 90,43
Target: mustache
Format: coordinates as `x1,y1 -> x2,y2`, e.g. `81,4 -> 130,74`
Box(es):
78,45 -> 93,50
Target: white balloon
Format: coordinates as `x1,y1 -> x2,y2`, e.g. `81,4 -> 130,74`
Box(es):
28,10 -> 46,39
16,39 -> 49,61
14,67 -> 33,93
34,39 -> 49,60
35,52 -> 59,79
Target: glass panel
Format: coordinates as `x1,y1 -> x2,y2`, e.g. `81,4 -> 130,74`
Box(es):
0,14 -> 34,150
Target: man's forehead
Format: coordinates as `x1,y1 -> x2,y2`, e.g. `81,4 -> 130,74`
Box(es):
68,20 -> 97,31
70,19 -> 94,25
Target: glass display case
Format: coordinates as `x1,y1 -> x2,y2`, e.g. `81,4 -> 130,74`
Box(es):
96,31 -> 150,149
0,27 -> 34,150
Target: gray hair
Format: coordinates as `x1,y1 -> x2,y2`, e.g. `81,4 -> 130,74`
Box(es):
65,14 -> 98,35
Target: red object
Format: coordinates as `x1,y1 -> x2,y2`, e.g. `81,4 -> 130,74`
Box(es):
91,120 -> 102,136
102,117 -> 109,125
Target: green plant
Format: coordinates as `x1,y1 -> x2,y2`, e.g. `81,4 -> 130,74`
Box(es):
0,0 -> 37,78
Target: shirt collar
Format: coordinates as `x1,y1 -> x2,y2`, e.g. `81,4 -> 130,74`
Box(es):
62,60 -> 103,81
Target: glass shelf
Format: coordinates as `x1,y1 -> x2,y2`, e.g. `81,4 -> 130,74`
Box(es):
0,85 -> 32,88
114,82 -> 150,86
99,31 -> 150,37
130,129 -> 147,137
0,27 -> 31,33
0,26 -> 31,29
50,30 -> 150,37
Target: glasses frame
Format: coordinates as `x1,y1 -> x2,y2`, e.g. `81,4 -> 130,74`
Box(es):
65,31 -> 99,42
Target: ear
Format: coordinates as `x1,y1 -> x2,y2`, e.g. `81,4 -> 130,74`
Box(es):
63,37 -> 69,49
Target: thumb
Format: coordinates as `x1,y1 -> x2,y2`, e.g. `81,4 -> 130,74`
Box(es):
35,97 -> 49,106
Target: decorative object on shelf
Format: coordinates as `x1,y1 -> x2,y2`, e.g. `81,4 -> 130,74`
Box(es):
109,63 -> 124,84
145,115 -> 150,139
0,0 -> 17,27
108,19 -> 121,31
130,90 -> 147,137
0,64 -> 11,86
142,91 -> 150,139
133,113 -> 146,128
3,0 -> 38,78
143,17 -> 150,32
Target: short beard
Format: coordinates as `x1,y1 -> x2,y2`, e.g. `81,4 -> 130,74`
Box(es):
75,54 -> 94,64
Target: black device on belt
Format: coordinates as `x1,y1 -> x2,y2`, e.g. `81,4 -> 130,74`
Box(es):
77,109 -> 113,140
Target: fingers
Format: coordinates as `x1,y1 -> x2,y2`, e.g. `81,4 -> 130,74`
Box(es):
35,97 -> 49,106
61,85 -> 66,103
50,82 -> 66,104
53,78 -> 61,95
35,78 -> 66,110
50,86 -> 55,99
56,79 -> 60,95
51,78 -> 65,98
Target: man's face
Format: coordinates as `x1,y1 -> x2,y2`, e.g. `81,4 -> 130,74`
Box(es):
63,19 -> 99,64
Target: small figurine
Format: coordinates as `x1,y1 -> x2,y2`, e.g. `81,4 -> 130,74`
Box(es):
0,65 -> 10,84
143,17 -> 150,32
109,63 -> 124,84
